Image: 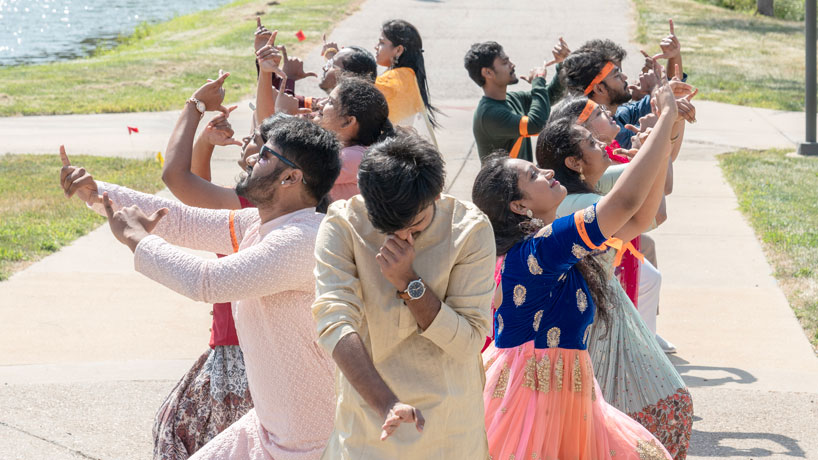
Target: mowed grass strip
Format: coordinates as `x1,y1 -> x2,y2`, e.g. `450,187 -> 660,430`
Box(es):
0,0 -> 358,116
634,0 -> 805,111
719,149 -> 818,349
0,154 -> 165,280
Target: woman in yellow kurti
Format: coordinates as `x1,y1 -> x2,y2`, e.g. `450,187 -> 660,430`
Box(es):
374,19 -> 439,146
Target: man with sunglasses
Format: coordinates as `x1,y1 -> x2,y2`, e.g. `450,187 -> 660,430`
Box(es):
312,133 -> 496,459
58,75 -> 343,460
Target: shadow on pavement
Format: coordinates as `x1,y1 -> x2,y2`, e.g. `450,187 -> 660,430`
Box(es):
689,429 -> 805,458
667,355 -> 757,388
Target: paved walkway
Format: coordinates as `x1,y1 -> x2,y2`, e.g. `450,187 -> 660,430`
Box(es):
2,0 -> 817,458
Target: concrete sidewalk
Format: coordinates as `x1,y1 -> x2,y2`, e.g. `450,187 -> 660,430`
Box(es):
2,0 -> 817,458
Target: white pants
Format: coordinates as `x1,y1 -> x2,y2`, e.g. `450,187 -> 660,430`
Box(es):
637,258 -> 662,334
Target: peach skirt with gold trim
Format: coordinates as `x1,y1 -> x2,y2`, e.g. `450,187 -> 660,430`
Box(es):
484,341 -> 671,460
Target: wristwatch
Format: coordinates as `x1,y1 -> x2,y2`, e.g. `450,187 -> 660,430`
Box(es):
187,97 -> 206,118
397,278 -> 426,301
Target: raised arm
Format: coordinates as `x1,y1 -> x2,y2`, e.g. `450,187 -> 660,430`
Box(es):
596,76 -> 676,238
162,73 -> 243,210
133,222 -> 316,304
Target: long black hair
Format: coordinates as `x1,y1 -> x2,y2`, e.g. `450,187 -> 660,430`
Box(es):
472,154 -> 611,329
335,76 -> 395,146
382,19 -> 441,128
536,118 -> 596,195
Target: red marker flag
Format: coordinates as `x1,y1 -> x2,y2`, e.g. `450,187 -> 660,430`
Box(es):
295,30 -> 306,41
127,126 -> 139,134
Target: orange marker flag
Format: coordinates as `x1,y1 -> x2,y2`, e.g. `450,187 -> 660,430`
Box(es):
127,126 -> 139,134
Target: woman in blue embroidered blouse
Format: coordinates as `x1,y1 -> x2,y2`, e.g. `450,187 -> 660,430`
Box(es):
471,75 -> 678,460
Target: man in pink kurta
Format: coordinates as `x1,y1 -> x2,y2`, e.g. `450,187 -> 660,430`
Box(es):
59,114 -> 342,460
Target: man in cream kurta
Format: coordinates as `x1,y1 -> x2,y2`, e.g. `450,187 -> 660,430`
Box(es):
312,134 -> 496,459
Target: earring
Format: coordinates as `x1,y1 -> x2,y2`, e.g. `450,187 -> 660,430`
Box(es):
579,168 -> 585,182
391,55 -> 399,67
281,181 -> 286,185
526,209 -> 544,228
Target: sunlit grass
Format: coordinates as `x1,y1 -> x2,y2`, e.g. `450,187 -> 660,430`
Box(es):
634,0 -> 805,111
0,0 -> 359,116
719,149 -> 818,349
0,154 -> 165,280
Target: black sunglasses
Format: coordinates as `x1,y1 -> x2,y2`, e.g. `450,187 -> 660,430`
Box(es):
260,145 -> 300,170
258,145 -> 307,185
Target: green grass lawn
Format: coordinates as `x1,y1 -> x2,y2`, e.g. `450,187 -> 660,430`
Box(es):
0,0 -> 359,116
0,154 -> 165,280
634,0 -> 805,111
719,149 -> 818,349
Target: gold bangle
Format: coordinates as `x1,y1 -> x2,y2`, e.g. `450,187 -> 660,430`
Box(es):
322,47 -> 338,58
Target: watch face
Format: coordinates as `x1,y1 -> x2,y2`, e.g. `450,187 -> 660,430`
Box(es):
196,101 -> 206,114
407,279 -> 425,299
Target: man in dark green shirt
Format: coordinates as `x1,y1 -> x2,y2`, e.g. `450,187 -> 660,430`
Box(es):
464,40 -> 567,163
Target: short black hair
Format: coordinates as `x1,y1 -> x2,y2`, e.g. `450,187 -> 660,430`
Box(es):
335,76 -> 395,146
559,50 -> 609,97
337,46 -> 377,82
267,117 -> 341,203
464,41 -> 504,87
358,133 -> 445,233
575,39 -> 627,64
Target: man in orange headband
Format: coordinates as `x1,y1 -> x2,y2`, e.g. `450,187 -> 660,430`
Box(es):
465,39 -> 569,163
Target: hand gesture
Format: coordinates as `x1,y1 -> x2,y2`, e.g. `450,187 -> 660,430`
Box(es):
59,145 -> 101,204
668,64 -> 694,98
637,111 -> 658,131
545,37 -> 570,66
675,89 -> 698,123
612,147 -> 639,161
202,106 -> 242,146
380,402 -> 425,441
254,17 -> 274,53
520,65 -> 547,84
652,19 -> 681,60
375,234 -> 417,292
280,45 -> 318,81
274,76 -> 310,115
192,70 -> 230,114
256,32 -> 285,77
321,33 -> 340,59
626,124 -> 652,150
102,192 -> 168,252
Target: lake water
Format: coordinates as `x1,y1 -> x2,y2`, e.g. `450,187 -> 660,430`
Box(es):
0,0 -> 232,66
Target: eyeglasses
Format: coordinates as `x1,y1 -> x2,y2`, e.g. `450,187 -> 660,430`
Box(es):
258,145 -> 307,185
260,145 -> 300,170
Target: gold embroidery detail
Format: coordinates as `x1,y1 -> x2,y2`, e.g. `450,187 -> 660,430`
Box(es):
546,327 -> 561,348
583,205 -> 596,223
636,439 -> 666,460
500,407 -> 507,414
522,356 -> 537,390
555,354 -> 564,391
586,357 -> 596,401
610,449 -> 617,457
583,324 -> 592,345
536,355 -> 550,392
509,455 -> 515,460
531,454 -> 538,459
571,243 -> 589,259
542,224 -> 553,237
497,314 -> 504,335
513,284 -> 527,306
532,310 -> 543,331
576,289 -> 588,313
501,258 -> 506,274
573,354 -> 582,393
484,353 -> 498,372
558,273 -> 567,283
492,363 -> 510,399
527,254 -> 543,275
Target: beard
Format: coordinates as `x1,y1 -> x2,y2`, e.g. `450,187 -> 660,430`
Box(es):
609,81 -> 633,105
235,164 -> 285,206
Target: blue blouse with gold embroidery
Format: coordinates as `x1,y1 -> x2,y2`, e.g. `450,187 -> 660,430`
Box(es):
494,204 -> 608,350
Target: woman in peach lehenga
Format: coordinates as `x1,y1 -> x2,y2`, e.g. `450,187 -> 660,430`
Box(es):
471,74 -> 679,460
